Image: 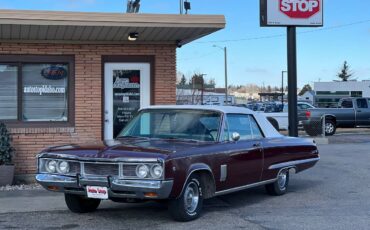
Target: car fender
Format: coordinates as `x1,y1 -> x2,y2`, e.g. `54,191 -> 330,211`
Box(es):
323,114 -> 336,123
172,163 -> 215,199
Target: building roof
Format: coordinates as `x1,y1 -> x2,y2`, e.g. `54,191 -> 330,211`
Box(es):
0,9 -> 225,45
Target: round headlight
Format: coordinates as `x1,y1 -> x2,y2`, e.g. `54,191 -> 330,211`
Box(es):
45,160 -> 57,173
57,161 -> 70,174
150,164 -> 163,179
136,164 -> 149,178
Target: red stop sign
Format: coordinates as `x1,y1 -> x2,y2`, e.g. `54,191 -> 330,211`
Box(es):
280,0 -> 321,19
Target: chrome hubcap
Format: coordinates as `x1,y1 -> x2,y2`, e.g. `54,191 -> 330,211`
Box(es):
325,123 -> 334,134
184,181 -> 199,213
277,171 -> 287,189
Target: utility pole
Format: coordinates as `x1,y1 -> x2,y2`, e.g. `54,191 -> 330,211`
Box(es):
281,70 -> 287,107
224,47 -> 228,105
180,0 -> 183,14
213,45 -> 228,105
287,26 -> 298,137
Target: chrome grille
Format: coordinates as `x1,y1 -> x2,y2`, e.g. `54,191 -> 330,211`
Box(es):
83,163 -> 119,176
122,165 -> 137,177
69,162 -> 80,174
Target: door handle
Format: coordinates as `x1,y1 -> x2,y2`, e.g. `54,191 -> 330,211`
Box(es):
105,119 -> 109,123
253,142 -> 261,147
357,110 -> 362,113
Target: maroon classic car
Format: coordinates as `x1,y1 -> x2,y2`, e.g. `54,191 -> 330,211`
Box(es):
36,105 -> 319,221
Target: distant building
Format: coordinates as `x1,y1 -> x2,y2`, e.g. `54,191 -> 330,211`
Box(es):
299,91 -> 315,105
314,81 -> 370,107
176,88 -> 235,105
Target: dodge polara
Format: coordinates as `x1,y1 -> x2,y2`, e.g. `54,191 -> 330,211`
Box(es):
36,105 -> 319,221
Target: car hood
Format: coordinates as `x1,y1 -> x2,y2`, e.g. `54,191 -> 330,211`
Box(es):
41,138 -> 212,161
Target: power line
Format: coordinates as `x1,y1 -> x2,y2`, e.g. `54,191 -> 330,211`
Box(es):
196,19 -> 370,44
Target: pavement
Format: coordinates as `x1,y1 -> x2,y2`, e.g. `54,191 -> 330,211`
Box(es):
1,143 -> 370,229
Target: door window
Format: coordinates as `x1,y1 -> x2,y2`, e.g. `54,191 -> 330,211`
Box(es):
356,99 -> 368,109
340,100 -> 353,108
112,70 -> 141,138
226,114 -> 263,141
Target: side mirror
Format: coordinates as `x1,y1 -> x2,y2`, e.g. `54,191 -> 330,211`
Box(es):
231,132 -> 240,142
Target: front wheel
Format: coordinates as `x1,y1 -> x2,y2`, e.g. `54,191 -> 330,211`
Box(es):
265,170 -> 289,196
168,175 -> 204,221
65,194 -> 101,213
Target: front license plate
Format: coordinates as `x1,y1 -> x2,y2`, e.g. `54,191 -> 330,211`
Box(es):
86,186 -> 108,200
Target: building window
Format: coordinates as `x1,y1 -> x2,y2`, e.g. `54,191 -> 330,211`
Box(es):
23,64 -> 68,121
0,55 -> 74,127
316,91 -> 350,96
351,91 -> 362,97
0,65 -> 18,120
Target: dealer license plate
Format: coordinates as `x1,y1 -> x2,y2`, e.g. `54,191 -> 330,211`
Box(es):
86,186 -> 108,200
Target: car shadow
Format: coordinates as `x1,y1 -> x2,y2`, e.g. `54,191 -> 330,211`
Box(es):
87,178 -> 323,221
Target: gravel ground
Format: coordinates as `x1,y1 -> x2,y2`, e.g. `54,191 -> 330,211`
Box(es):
0,183 -> 42,191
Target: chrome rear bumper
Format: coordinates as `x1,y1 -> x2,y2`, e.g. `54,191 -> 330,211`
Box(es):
36,174 -> 173,199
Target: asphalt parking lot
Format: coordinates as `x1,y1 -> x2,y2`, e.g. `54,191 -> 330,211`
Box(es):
1,142 -> 370,230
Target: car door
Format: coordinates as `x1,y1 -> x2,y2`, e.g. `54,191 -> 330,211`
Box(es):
222,114 -> 264,188
355,98 -> 370,126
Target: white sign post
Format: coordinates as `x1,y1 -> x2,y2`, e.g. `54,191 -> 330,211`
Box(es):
260,0 -> 324,137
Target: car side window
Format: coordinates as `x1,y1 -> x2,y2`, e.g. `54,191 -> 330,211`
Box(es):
226,114 -> 263,141
357,99 -> 368,109
249,116 -> 264,139
341,100 -> 353,108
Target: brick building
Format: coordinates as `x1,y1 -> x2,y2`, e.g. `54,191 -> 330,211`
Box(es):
0,10 -> 225,181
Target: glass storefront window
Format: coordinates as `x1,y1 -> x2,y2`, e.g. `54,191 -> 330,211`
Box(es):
22,64 -> 68,121
0,65 -> 18,120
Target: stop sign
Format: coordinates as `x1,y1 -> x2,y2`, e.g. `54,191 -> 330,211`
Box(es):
280,0 -> 321,19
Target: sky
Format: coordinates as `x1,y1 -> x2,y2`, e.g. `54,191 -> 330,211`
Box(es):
1,0 -> 369,88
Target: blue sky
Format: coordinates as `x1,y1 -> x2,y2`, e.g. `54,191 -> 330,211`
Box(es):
1,0 -> 369,88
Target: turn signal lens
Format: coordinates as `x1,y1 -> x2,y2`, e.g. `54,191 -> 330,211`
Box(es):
144,192 -> 158,198
136,164 -> 149,178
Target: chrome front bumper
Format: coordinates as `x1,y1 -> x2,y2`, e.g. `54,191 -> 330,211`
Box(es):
36,174 -> 174,199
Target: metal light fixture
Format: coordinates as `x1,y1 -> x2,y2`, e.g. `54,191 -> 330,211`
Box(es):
128,32 -> 139,41
126,0 -> 141,13
184,0 -> 191,14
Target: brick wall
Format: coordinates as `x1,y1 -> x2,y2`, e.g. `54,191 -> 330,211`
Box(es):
0,42 -> 177,176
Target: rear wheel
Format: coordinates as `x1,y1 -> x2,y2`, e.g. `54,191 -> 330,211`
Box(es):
304,125 -> 320,136
266,170 -> 289,196
168,175 -> 204,221
64,194 -> 101,213
324,120 -> 336,136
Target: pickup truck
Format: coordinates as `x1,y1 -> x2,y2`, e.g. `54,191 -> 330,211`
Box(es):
263,102 -> 315,131
302,97 -> 370,136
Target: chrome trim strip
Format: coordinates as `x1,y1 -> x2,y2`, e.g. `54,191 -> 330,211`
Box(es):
38,153 -> 161,163
215,179 -> 277,196
220,165 -> 227,182
268,157 -> 320,170
112,179 -> 163,189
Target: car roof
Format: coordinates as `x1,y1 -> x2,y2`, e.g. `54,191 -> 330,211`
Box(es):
141,105 -> 282,138
142,105 -> 256,114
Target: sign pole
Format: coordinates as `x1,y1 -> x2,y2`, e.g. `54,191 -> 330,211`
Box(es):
287,26 -> 298,137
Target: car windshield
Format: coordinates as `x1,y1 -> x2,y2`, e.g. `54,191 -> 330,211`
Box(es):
118,109 -> 222,142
